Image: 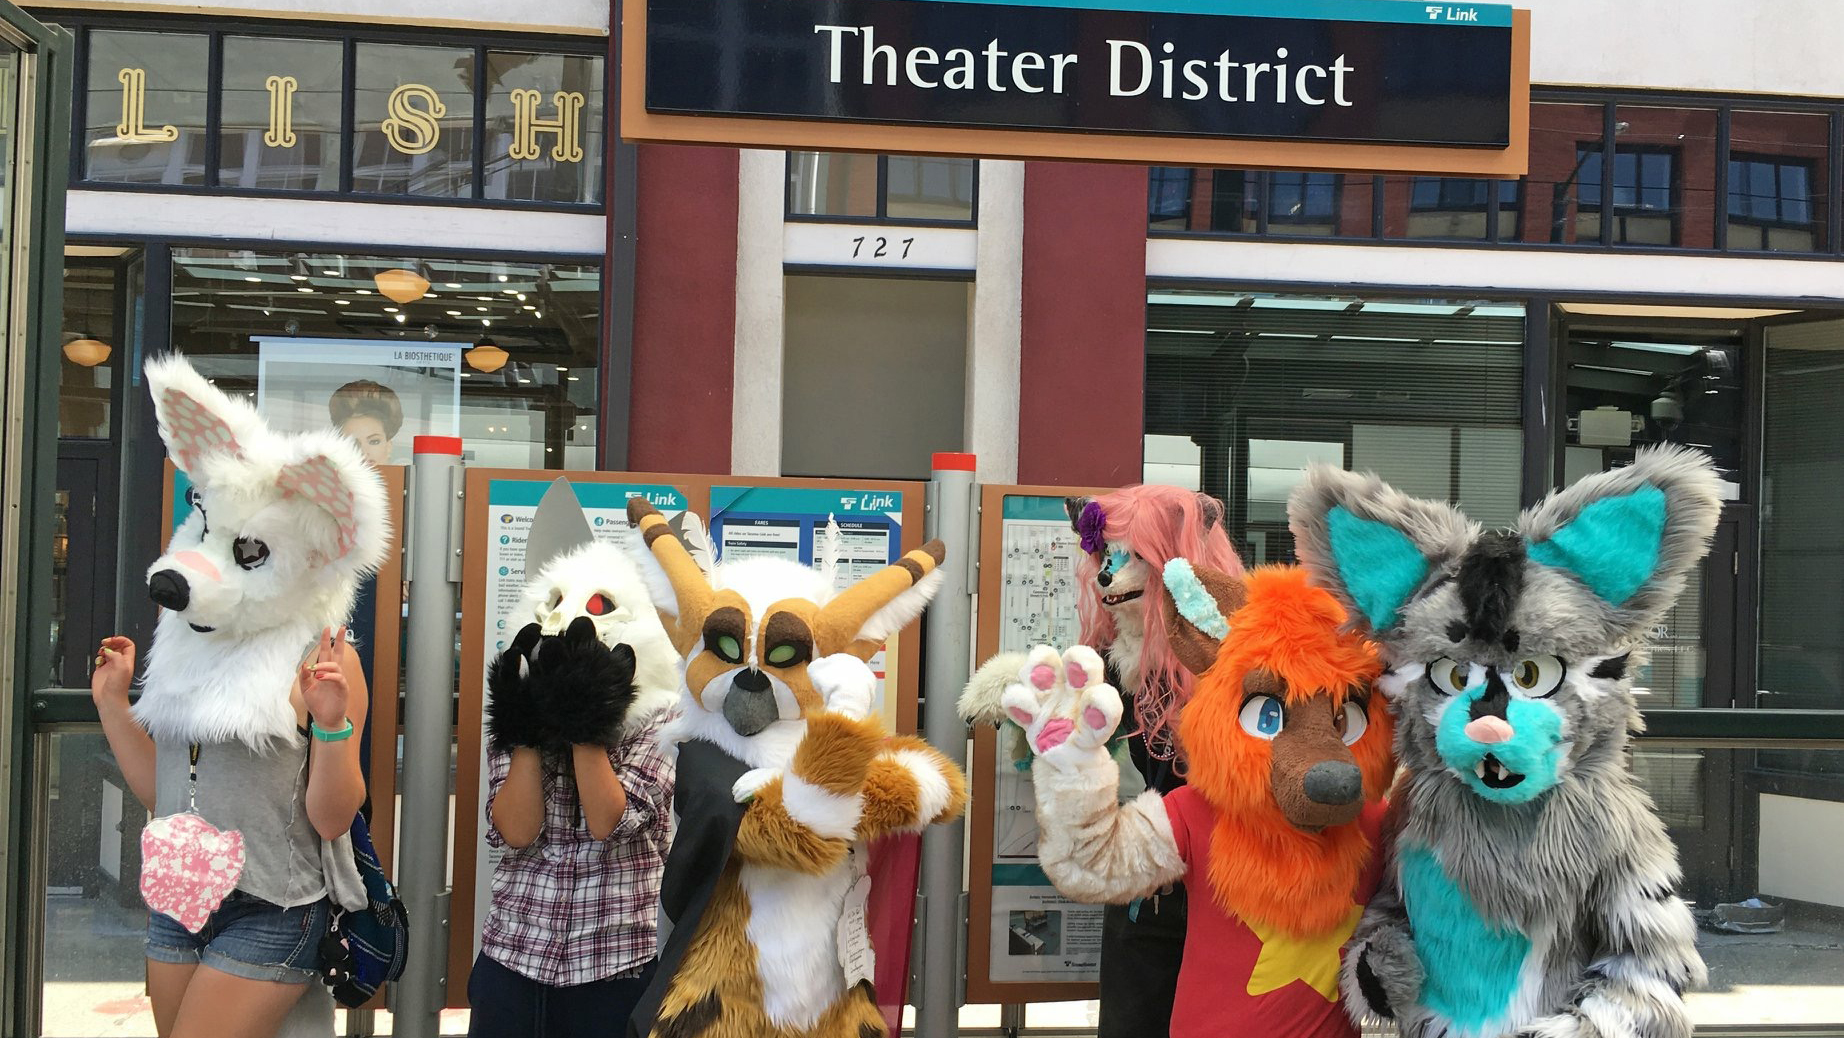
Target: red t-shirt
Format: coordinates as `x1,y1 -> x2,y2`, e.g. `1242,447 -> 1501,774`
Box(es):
1162,786 -> 1386,1038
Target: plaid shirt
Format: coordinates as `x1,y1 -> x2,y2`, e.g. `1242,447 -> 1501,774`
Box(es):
481,710 -> 675,987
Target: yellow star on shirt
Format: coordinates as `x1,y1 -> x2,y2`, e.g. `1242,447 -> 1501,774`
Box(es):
1244,904 -> 1365,1000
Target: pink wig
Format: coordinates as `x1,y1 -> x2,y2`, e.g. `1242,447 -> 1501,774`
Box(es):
1076,485 -> 1244,759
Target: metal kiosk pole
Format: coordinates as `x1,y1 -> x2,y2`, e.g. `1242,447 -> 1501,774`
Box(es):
917,452 -> 978,1038
396,435 -> 464,1038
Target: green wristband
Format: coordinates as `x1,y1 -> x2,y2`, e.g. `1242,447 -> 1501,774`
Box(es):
310,717 -> 355,742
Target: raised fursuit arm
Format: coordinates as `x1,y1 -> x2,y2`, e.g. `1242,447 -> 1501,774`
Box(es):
986,646 -> 1185,904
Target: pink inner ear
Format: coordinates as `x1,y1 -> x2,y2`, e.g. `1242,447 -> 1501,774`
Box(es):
277,455 -> 359,559
161,389 -> 244,473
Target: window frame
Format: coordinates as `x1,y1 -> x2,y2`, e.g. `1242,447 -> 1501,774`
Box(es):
46,9 -> 608,213
783,152 -> 980,228
1729,152 -> 1822,236
1147,87 -> 1844,259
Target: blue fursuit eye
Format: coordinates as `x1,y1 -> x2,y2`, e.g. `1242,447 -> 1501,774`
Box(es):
1239,695 -> 1285,739
1106,548 -> 1131,573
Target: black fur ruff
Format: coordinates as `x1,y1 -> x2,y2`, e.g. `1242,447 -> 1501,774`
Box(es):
486,616 -> 639,755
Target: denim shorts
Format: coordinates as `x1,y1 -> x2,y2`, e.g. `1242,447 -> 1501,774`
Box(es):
146,891 -> 330,984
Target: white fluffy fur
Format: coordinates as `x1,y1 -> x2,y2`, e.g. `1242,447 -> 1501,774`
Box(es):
133,355 -> 389,749
891,747 -> 954,829
781,774 -> 864,840
742,859 -> 857,1030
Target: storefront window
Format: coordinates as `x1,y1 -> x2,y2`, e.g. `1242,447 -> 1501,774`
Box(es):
1761,318 -> 1844,716
352,43 -> 477,198
483,51 -> 604,205
786,152 -> 977,223
83,30 -> 208,185
169,248 -> 600,469
1634,747 -> 1844,1026
59,263 -> 120,439
218,36 -> 342,192
1729,110 -> 1831,253
1144,291 -> 1525,563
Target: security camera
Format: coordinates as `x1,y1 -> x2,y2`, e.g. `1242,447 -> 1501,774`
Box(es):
1651,390 -> 1684,431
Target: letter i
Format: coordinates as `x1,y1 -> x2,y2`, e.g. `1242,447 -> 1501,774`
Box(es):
1274,48 -> 1289,103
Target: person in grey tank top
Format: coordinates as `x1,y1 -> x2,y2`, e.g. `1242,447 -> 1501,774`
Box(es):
94,624 -> 371,1038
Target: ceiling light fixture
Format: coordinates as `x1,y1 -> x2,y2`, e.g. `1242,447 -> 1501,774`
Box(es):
62,336 -> 112,367
374,268 -> 430,304
466,338 -> 508,373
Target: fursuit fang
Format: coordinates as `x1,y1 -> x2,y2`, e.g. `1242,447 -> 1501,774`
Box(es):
1289,445 -> 1719,1038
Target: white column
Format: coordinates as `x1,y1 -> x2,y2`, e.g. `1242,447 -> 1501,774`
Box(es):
967,160 -> 1024,485
731,149 -> 787,476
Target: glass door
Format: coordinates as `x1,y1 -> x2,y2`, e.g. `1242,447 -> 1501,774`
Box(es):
0,2 -> 73,1033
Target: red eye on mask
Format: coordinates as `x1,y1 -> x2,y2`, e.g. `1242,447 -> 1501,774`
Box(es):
585,593 -> 614,616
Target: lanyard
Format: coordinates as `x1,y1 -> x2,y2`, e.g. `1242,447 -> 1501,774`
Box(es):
187,743 -> 201,812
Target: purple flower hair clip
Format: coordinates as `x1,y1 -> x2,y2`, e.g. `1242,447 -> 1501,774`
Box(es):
1076,501 -> 1107,554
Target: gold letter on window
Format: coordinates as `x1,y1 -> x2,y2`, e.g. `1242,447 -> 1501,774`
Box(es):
115,68 -> 179,143
265,75 -> 298,148
383,84 -> 446,156
509,89 -> 585,163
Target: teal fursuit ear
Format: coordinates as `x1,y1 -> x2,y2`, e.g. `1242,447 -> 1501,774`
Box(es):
1288,464 -> 1477,636
1525,486 -> 1666,606
1518,445 -> 1723,619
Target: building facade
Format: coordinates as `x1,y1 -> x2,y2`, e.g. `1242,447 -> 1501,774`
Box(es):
18,0 -> 1844,1032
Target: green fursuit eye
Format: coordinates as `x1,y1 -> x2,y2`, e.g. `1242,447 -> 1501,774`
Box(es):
715,635 -> 743,662
766,643 -> 800,666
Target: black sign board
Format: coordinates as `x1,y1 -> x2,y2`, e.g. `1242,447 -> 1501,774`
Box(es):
644,0 -> 1514,148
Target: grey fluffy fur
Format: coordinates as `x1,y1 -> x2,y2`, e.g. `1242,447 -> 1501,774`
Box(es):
1288,445 -> 1718,1038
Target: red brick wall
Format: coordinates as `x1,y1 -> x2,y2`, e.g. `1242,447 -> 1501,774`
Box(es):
1019,162 -> 1149,487
628,144 -> 738,473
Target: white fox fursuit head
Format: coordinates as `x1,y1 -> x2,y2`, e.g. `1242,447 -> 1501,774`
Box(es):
134,355 -> 390,751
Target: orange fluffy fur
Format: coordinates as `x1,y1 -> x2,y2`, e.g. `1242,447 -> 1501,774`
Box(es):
1178,566 -> 1395,938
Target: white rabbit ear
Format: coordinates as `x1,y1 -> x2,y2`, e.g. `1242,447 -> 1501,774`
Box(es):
146,354 -> 252,478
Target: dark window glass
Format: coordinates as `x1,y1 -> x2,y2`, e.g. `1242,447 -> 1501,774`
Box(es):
1520,102 -> 1606,245
84,30 -> 209,185
218,36 -> 343,192
1384,176 -> 1519,240
59,263 -> 121,438
1208,170 -> 1258,233
483,51 -> 604,205
1266,172 -> 1369,238
1578,144 -> 1683,246
352,43 -> 476,198
1727,110 -> 1830,253
1148,167 -> 1194,229
787,152 -> 879,218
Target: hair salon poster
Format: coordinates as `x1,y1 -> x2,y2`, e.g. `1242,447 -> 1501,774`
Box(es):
253,337 -> 464,467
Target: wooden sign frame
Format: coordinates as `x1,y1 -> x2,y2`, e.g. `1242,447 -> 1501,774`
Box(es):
620,2 -> 1531,178
965,483 -> 1112,1006
447,468 -> 930,1005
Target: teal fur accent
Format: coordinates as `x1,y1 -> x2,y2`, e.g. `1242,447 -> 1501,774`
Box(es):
1526,484 -> 1666,606
1162,559 -> 1230,640
1434,682 -> 1566,804
1400,846 -> 1531,1031
1326,506 -> 1429,629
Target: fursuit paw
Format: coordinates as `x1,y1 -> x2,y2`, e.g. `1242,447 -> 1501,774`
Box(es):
998,645 -> 1122,773
486,617 -> 638,754
732,767 -> 780,803
1343,926 -> 1422,1023
809,652 -> 878,722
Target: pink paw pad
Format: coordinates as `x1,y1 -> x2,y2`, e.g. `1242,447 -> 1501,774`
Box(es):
1084,706 -> 1108,730
1035,718 -> 1075,753
1030,664 -> 1057,690
1008,707 -> 1034,726
1065,661 -> 1090,689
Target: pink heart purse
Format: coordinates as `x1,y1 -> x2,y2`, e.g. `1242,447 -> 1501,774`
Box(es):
141,812 -> 246,933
